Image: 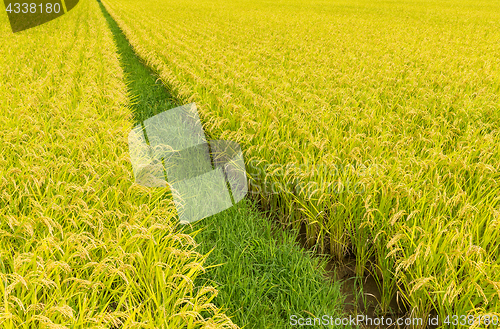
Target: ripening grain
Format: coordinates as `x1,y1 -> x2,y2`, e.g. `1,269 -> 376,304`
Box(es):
0,0 -> 237,327
102,0 -> 500,325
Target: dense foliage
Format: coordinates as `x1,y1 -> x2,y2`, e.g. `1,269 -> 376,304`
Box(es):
0,1 -> 237,327
102,0 -> 500,326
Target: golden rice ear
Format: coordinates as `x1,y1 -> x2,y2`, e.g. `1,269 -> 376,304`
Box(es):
5,0 -> 80,33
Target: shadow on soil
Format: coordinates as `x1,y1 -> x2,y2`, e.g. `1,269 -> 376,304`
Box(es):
254,197 -> 440,329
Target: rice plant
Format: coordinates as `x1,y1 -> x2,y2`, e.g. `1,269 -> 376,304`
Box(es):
102,0 -> 500,326
0,0 -> 237,327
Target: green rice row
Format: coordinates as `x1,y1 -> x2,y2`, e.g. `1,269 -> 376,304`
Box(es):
0,0 -> 237,327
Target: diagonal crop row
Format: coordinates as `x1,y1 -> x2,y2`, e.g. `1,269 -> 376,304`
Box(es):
102,0 -> 500,326
0,0 -> 238,328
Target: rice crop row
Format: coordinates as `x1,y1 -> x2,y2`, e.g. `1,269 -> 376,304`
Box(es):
102,0 -> 500,326
0,0 -> 237,327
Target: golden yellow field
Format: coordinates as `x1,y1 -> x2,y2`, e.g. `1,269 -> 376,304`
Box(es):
0,0 -> 237,327
102,0 -> 500,326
